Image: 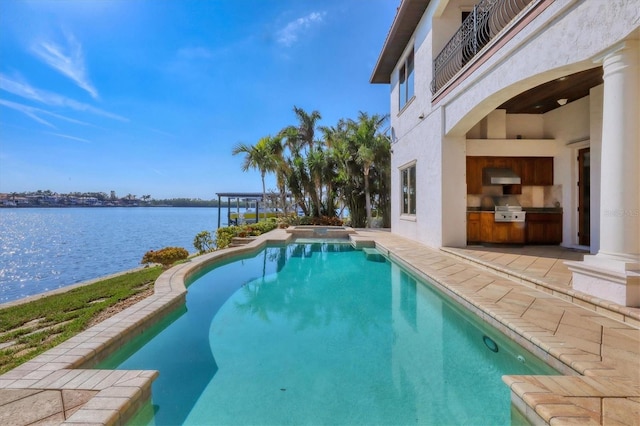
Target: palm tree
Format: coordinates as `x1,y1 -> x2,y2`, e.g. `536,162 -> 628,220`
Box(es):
306,147 -> 326,217
232,139 -> 274,203
279,106 -> 324,217
350,112 -> 390,227
281,106 -> 322,153
263,135 -> 289,213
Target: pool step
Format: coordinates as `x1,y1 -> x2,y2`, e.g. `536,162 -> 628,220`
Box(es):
229,237 -> 256,247
363,247 -> 386,263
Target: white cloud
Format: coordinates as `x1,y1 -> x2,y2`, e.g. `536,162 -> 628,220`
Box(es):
277,11 -> 326,47
0,99 -> 92,128
30,31 -> 99,99
0,99 -> 55,128
0,74 -> 128,122
46,132 -> 92,144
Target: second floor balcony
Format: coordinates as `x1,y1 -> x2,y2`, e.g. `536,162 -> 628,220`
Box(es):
431,0 -> 539,96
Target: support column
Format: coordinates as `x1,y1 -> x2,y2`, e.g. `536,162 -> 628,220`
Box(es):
567,40 -> 640,307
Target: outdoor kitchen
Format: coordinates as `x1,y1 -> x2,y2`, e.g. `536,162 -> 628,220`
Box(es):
466,158 -> 563,245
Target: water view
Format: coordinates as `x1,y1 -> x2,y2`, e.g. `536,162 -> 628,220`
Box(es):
0,207 -> 227,303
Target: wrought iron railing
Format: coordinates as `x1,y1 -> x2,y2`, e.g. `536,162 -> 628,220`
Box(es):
431,0 -> 536,95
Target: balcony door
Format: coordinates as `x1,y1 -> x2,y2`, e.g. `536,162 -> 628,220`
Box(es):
578,148 -> 590,246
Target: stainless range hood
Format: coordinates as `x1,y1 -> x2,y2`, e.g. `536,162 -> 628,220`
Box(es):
482,168 -> 521,185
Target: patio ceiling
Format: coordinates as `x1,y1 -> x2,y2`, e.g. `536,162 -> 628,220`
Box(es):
497,67 -> 603,114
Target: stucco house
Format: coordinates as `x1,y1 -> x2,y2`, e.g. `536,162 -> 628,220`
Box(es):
371,0 -> 639,307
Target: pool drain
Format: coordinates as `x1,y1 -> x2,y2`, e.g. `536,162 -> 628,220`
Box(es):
483,335 -> 499,352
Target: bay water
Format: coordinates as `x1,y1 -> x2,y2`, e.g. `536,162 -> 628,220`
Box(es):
0,207 -> 230,304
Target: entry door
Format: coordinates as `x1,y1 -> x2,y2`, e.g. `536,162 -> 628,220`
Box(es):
578,148 -> 590,246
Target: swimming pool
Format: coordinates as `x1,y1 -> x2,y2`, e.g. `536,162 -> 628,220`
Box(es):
99,242 -> 557,425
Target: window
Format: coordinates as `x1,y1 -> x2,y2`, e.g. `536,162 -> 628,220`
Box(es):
401,164 -> 416,215
399,49 -> 414,110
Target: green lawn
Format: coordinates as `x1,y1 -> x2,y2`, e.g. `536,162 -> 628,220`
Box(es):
0,266 -> 163,375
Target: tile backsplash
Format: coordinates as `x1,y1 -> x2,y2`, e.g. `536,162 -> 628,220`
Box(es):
467,185 -> 562,208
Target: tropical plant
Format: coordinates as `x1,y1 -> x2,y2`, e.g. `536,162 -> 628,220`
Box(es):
214,220 -> 278,250
279,106 -> 326,217
193,231 -> 215,254
351,112 -> 390,227
232,138 -> 276,202
141,247 -> 189,269
231,107 -> 391,226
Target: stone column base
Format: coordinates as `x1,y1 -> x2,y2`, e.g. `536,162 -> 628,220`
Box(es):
566,254 -> 640,307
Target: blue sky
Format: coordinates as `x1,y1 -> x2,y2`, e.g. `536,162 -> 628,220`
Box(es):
0,0 -> 396,200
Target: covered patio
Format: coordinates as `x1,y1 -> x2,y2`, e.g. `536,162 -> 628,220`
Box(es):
215,192 -> 294,228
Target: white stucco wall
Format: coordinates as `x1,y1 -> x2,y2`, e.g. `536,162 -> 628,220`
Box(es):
431,0 -> 467,56
506,115 -> 545,139
392,108 -> 445,247
543,95 -> 592,248
466,113 -> 545,139
387,0 -> 637,250
466,139 -> 556,156
390,1 -> 444,245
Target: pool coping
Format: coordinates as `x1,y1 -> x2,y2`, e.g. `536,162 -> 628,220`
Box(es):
1,228 -> 638,425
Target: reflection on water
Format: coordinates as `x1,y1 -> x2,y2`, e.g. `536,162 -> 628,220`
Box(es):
103,243 -> 555,426
0,208 -> 222,303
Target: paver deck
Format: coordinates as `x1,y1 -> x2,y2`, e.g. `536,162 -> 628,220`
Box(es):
1,229 -> 638,425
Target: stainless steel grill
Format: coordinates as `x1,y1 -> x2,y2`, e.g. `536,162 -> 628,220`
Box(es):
492,196 -> 526,222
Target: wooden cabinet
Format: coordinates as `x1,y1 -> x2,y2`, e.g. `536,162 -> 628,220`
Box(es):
466,156 -> 554,193
467,211 -> 562,245
466,157 -> 484,195
533,157 -> 554,185
480,212 -> 493,242
467,212 -> 481,243
525,213 -> 562,244
520,157 -> 554,185
470,212 -> 525,244
491,221 -> 525,244
520,158 -> 535,185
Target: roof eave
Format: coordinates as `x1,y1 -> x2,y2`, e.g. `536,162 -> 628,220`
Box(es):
370,0 -> 433,84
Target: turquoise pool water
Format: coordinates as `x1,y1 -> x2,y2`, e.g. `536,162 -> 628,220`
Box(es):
98,243 -> 556,425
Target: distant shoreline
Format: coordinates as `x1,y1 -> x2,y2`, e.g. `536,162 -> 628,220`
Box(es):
0,204 -> 215,208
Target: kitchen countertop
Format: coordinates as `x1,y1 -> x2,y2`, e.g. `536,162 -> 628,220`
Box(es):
467,207 -> 563,213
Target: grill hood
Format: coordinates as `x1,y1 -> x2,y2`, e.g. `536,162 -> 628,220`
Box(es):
482,168 -> 521,185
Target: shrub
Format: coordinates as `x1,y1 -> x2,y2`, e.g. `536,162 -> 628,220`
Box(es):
193,231 -> 215,254
215,226 -> 236,249
141,247 -> 189,268
297,216 -> 344,226
214,220 -> 279,250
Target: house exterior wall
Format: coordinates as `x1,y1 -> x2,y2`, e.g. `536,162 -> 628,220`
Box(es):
387,0 -> 638,250
390,1 -> 443,246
